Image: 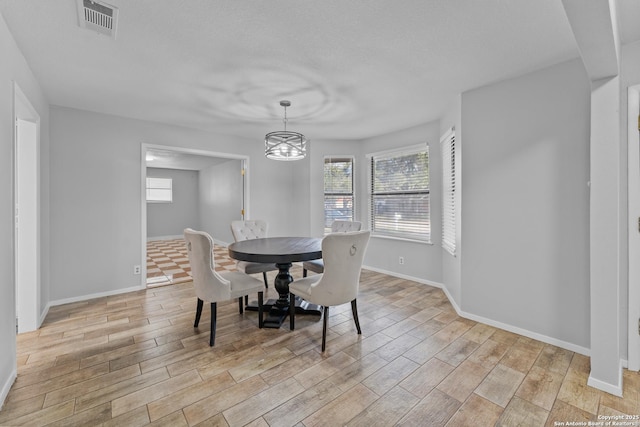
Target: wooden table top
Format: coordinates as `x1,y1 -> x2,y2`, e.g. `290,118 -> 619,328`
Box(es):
228,237 -> 322,264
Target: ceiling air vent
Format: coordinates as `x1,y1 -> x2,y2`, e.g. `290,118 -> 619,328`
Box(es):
76,0 -> 119,39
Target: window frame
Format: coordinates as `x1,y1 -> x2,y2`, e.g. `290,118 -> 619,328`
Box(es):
367,143 -> 431,243
146,176 -> 173,203
323,155 -> 355,234
441,128 -> 456,256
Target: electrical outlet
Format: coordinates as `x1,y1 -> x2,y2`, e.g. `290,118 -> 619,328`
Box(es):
133,265 -> 141,275
399,256 -> 404,265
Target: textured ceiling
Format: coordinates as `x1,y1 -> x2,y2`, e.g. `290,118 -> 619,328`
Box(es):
1,0 -> 638,142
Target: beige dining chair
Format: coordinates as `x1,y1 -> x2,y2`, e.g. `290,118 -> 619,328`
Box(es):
184,228 -> 264,346
230,220 -> 278,289
289,230 -> 370,351
302,220 -> 362,277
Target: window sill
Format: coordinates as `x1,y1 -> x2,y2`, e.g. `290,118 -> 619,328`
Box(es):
371,233 -> 433,245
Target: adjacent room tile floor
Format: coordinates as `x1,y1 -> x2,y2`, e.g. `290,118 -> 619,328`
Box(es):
146,238 -> 236,287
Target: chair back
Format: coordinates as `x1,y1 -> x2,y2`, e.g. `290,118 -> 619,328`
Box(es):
183,228 -> 230,302
231,220 -> 268,242
312,231 -> 370,306
331,220 -> 362,233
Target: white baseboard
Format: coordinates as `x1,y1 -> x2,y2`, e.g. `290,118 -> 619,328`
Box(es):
147,235 -> 230,247
588,359 -> 624,397
361,265 -> 443,288
213,239 -> 229,248
48,285 -> 144,308
147,234 -> 183,242
456,306 -> 591,357
39,304 -> 50,328
0,368 -> 16,410
362,265 -> 590,357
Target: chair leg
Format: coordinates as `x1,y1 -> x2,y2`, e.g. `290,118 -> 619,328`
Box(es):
262,272 -> 269,289
210,302 -> 217,347
322,306 -> 329,352
194,298 -> 203,327
351,299 -> 362,334
289,293 -> 296,330
238,297 -> 244,314
258,291 -> 264,328
303,269 -> 308,278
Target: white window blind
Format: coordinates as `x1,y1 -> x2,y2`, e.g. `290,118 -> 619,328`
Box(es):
369,145 -> 430,241
324,157 -> 354,233
441,128 -> 456,255
146,177 -> 172,203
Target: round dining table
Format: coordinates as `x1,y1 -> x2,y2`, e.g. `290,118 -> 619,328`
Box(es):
228,236 -> 322,328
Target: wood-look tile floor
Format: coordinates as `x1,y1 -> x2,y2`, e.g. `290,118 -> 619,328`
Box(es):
2,256 -> 639,426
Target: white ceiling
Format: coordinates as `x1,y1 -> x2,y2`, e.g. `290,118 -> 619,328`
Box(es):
1,0 -> 639,142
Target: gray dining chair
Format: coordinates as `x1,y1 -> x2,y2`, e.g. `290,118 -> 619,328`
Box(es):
302,220 -> 362,277
184,228 -> 264,346
289,230 -> 370,351
230,220 -> 278,289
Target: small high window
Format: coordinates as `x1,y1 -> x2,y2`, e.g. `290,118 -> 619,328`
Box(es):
146,177 -> 172,203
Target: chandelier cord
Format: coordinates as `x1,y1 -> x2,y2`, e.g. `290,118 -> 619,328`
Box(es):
282,105 -> 288,131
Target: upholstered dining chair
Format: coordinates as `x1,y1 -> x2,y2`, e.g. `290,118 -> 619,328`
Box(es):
184,228 -> 264,346
230,220 -> 278,289
302,220 -> 362,277
289,230 -> 370,351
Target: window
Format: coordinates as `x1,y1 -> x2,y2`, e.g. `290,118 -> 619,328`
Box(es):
441,128 -> 456,255
324,157 -> 354,233
146,177 -> 172,203
369,145 -> 430,241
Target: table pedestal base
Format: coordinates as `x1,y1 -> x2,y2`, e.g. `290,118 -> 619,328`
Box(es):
245,296 -> 322,328
228,236 -> 323,328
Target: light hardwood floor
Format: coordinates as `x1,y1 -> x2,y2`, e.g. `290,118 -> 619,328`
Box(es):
1,264 -> 639,426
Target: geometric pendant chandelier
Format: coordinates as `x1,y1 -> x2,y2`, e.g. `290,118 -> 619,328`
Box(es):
264,100 -> 307,161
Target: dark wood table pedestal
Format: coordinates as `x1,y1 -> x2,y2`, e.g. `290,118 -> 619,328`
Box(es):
228,237 -> 323,328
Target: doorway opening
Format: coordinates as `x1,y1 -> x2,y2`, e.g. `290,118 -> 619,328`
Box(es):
140,144 -> 249,288
628,85 -> 640,372
13,83 -> 41,333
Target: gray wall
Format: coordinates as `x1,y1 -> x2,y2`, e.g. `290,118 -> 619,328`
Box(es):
49,106 -> 301,302
358,121 -> 443,284
460,58 -> 591,349
0,13 -> 51,404
292,149 -> 313,238
146,167 -> 200,239
199,159 -> 243,244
